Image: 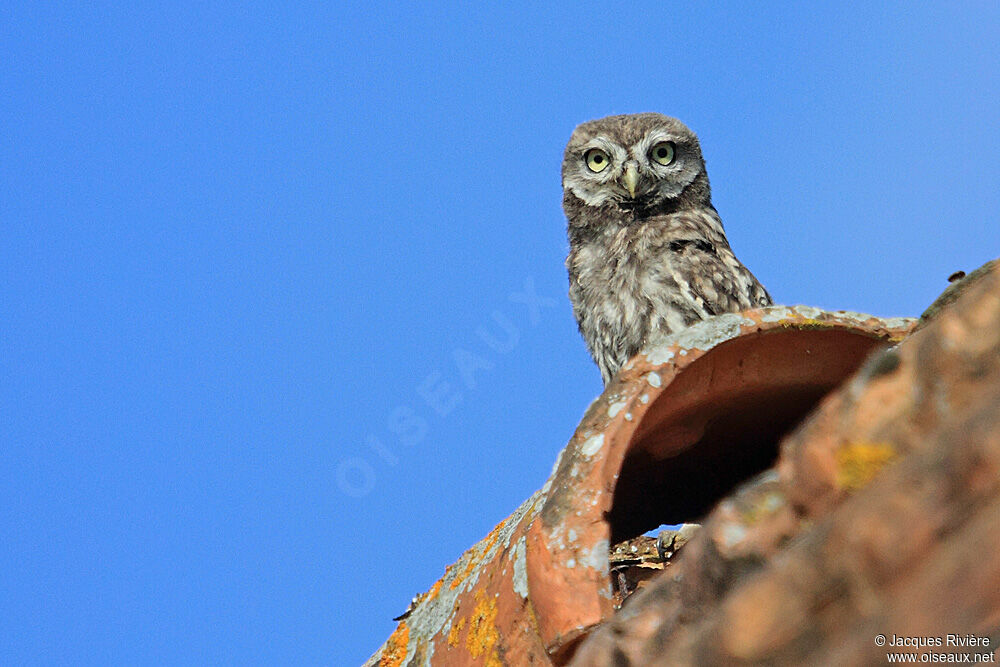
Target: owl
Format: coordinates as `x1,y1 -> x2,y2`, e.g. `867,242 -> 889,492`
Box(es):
563,113 -> 772,384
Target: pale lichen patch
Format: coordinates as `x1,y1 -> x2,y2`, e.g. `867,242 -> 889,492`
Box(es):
581,539 -> 610,573
511,537 -> 528,598
721,523 -> 748,549
644,345 -> 676,365
580,433 -> 605,457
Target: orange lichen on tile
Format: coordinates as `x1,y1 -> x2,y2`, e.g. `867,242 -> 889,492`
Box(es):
466,589 -> 501,666
447,524 -> 507,592
448,616 -> 466,648
426,578 -> 443,602
482,521 -> 505,553
379,622 -> 409,667
835,441 -> 897,490
780,318 -> 832,330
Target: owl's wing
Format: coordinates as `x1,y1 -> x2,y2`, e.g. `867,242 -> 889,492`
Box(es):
652,210 -> 773,321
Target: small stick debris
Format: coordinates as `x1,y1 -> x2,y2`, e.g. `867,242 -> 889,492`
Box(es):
609,524 -> 701,609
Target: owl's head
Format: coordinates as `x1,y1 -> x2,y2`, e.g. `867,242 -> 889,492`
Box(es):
562,113 -> 711,227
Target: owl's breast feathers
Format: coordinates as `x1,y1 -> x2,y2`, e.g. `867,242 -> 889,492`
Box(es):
567,208 -> 771,383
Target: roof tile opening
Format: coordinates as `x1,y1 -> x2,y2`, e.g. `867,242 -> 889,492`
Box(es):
609,326 -> 896,543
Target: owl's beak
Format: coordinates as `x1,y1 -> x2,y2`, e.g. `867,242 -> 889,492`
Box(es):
622,163 -> 639,199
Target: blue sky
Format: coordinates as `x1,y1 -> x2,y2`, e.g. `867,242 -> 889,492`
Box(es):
2,2 -> 998,664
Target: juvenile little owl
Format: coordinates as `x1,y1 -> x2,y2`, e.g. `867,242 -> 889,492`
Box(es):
563,113 -> 772,384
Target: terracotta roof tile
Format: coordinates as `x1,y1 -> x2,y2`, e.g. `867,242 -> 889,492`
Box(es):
572,258 -> 1000,665
366,302 -> 923,665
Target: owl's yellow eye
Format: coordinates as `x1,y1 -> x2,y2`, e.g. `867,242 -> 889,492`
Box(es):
585,148 -> 610,173
650,141 -> 675,166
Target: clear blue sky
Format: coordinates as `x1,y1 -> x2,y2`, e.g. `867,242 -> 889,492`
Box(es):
2,2 -> 998,664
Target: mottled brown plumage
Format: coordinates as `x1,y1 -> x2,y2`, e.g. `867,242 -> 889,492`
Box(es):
563,113 -> 771,384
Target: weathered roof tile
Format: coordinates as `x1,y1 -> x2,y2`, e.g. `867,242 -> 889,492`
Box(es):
367,304 -> 917,665
572,258 -> 1000,665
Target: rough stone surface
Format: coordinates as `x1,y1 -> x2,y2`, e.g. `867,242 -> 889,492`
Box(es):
570,259 -> 1000,666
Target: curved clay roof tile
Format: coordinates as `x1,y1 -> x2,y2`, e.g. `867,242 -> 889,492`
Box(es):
366,306 -> 914,666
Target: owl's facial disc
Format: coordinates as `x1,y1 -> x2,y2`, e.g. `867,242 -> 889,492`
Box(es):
563,127 -> 701,213
563,115 -> 710,227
